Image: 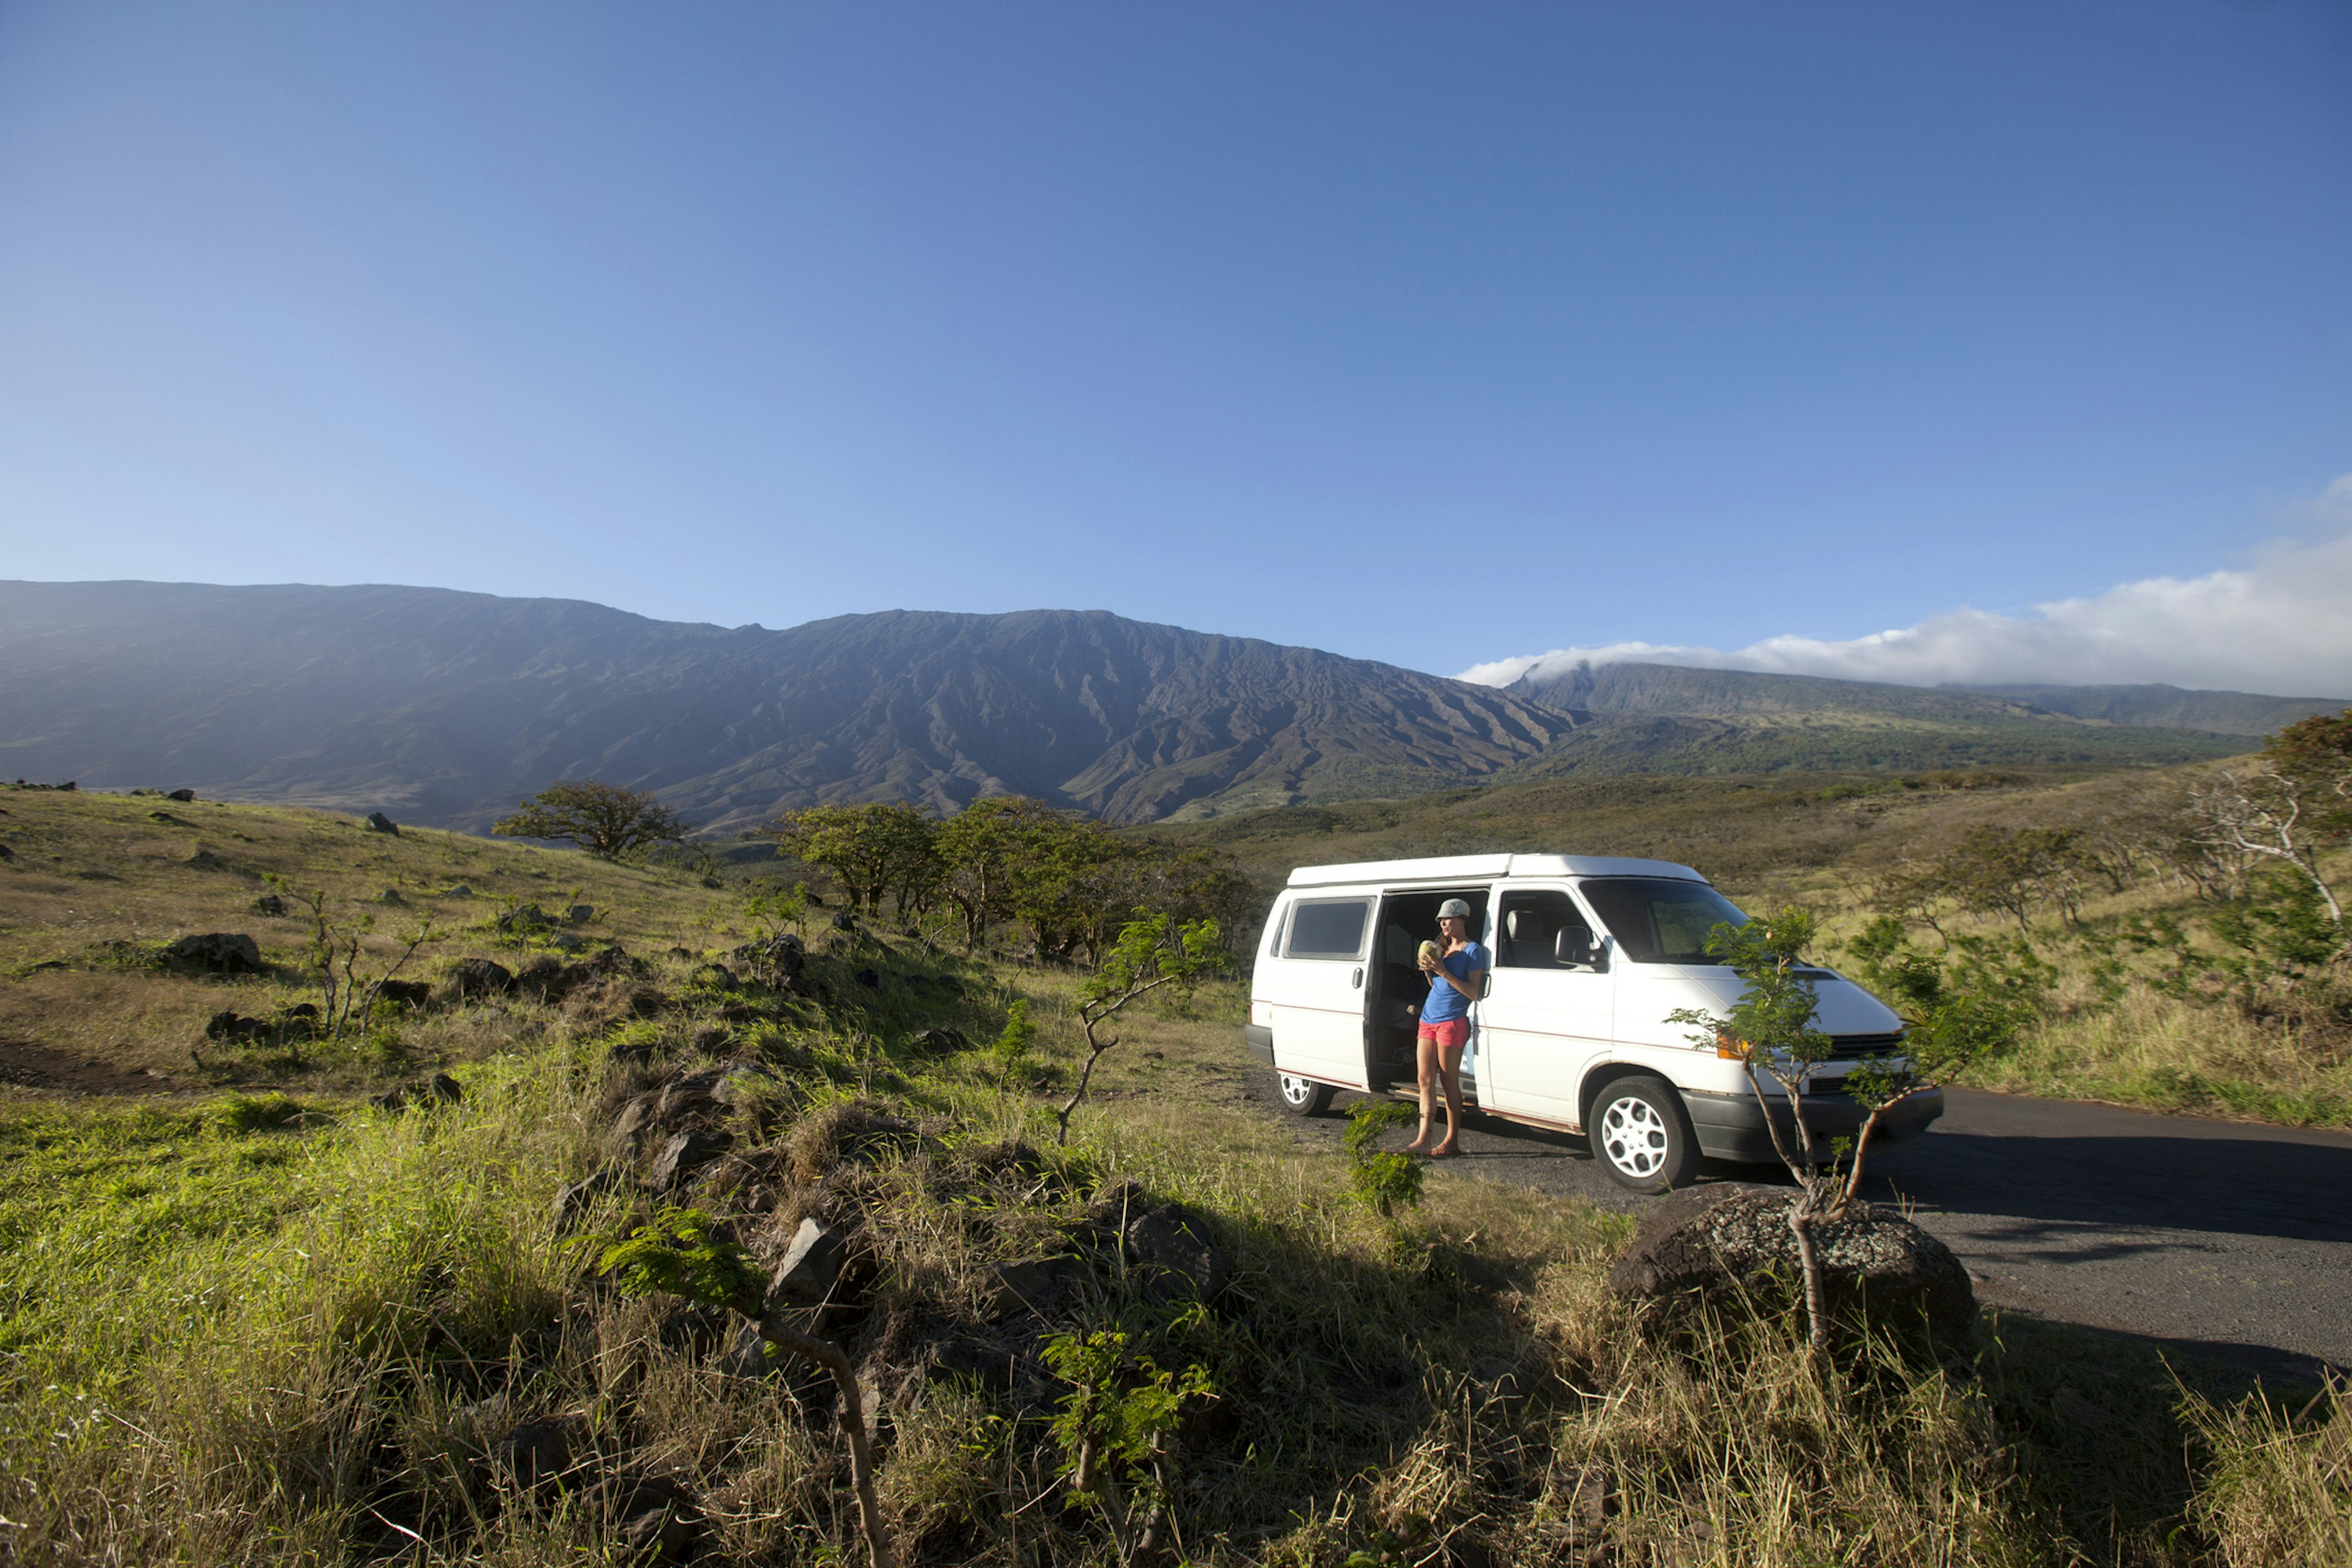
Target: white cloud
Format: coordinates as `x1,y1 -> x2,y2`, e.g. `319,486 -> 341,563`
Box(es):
1460,479 -> 2352,698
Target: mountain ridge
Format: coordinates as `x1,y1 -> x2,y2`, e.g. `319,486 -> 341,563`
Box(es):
1,581 -> 2319,831
0,581 -> 1572,831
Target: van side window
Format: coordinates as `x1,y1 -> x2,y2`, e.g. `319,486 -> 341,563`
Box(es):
1494,890 -> 1596,970
1285,898 -> 1370,960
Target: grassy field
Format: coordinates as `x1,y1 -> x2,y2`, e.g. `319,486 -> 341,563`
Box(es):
1,789 -> 2348,1564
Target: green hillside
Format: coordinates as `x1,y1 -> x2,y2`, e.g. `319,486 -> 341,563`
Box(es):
1959,682 -> 2348,736
1493,710 -> 2250,783
1511,658 -> 2345,738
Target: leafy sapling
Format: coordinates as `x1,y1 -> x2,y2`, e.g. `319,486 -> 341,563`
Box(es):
594,1208 -> 895,1568
292,888 -> 437,1053
1054,913 -> 1228,1147
990,997 -> 1038,1093
744,882 -> 811,943
1341,1099 -> 1426,1219
1670,907 -> 1997,1354
1041,1325 -> 1216,1568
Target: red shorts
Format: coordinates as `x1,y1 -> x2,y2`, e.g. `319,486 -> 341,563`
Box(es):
1416,1018 -> 1470,1052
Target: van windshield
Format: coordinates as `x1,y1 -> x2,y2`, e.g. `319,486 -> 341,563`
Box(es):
1576,878 -> 1749,964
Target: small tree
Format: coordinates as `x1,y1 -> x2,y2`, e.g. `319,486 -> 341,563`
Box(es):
1668,908 -> 1990,1356
937,797 -> 1067,950
1341,1100 -> 1425,1219
1041,1326 -> 1215,1568
744,882 -> 810,943
2270,709 -> 2352,841
288,885 -> 437,1053
494,780 -> 693,858
1054,913 -> 1227,1146
2187,714 -> 2351,941
770,802 -> 938,918
989,998 -> 1039,1093
595,1208 -> 894,1568
1934,826 -> 2082,935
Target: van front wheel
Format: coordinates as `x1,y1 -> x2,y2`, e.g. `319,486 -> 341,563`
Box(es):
1278,1074 -> 1335,1117
1589,1077 -> 1698,1193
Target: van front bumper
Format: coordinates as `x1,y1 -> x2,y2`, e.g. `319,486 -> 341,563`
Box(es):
1244,1025 -> 1275,1065
1680,1085 -> 1945,1166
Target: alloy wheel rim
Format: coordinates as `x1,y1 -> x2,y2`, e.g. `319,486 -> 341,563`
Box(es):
1600,1095 -> 1667,1178
1280,1074 -> 1313,1106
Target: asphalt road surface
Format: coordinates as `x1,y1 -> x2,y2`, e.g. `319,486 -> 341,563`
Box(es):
1244,1071 -> 2352,1381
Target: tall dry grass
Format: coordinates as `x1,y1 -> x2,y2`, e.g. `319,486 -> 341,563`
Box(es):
2187,1379 -> 2352,1568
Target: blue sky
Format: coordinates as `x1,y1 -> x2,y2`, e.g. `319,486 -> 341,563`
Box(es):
2,2 -> 2348,689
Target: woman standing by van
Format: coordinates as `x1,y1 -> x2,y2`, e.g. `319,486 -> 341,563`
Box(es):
1408,897 -> 1488,1157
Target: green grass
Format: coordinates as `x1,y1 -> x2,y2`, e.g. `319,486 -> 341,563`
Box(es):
0,1098 -> 326,1368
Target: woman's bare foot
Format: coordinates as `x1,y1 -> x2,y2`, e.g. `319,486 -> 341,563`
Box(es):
1403,1139 -> 1433,1156
1428,1142 -> 1460,1158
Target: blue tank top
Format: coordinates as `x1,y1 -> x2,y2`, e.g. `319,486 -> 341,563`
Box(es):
1422,941 -> 1488,1024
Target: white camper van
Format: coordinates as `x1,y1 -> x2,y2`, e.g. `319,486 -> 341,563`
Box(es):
1243,853 -> 1940,1192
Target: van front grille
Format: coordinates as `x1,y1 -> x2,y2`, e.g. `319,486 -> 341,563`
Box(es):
1829,1032 -> 1907,1058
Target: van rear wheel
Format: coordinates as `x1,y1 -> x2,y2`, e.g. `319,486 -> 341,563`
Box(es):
1589,1076 -> 1698,1193
1278,1074 -> 1335,1117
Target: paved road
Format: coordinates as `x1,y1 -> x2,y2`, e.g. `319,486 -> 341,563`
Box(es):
1244,1071 -> 2352,1381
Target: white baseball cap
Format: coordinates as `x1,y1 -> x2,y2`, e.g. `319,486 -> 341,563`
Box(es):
1437,898 -> 1474,920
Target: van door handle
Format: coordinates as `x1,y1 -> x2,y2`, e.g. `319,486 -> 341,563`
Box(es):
1352,967 -> 1363,989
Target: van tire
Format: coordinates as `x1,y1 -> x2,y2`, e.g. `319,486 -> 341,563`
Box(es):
1278,1073 -> 1335,1117
1588,1076 -> 1698,1193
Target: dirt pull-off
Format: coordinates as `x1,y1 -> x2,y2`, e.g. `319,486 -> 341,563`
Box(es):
0,1038 -> 185,1096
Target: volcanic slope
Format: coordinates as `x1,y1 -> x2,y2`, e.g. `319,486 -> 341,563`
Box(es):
0,582 -> 1571,832
1494,661 -> 2276,780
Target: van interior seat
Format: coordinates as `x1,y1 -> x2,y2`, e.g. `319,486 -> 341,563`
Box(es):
1499,901 -> 1590,970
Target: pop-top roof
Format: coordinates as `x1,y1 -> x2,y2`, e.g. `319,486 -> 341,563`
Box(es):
1285,853 -> 1706,889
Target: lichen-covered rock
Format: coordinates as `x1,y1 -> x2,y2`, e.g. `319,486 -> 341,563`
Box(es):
1123,1204 -> 1229,1304
162,931 -> 263,974
205,1009 -> 269,1043
649,1127 -> 733,1191
985,1255 -> 1089,1318
1607,1184 -> 1975,1352
488,1414 -> 581,1492
766,1218 -> 847,1308
444,957 -> 513,1001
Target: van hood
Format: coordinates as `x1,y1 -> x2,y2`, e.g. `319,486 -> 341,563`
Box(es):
1612,965 -> 1903,1047
1807,973 -> 1905,1036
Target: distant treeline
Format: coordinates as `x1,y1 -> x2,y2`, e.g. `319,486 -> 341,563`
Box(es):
767,798 -> 1258,966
